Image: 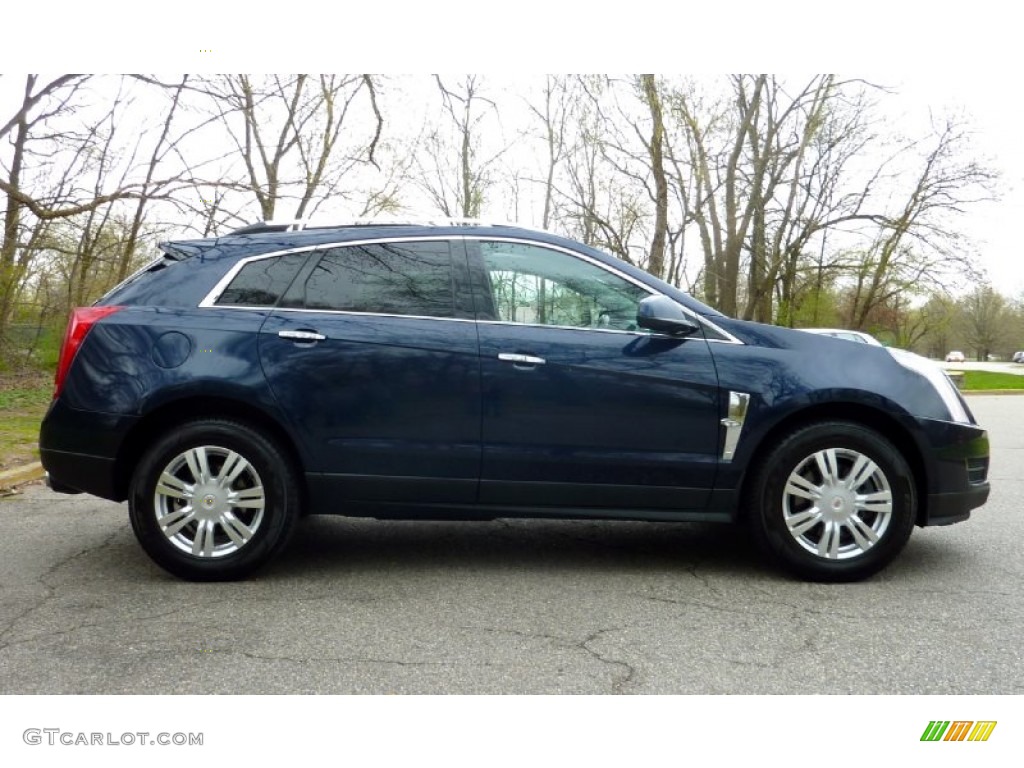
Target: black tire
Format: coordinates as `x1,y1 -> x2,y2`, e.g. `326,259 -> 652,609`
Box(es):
128,419 -> 301,581
746,420 -> 916,582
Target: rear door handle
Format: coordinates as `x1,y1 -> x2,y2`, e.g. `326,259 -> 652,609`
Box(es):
498,353 -> 546,366
278,330 -> 326,342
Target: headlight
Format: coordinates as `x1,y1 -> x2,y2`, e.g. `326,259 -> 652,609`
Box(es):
888,348 -> 971,424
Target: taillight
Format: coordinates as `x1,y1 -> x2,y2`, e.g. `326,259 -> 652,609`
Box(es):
53,306 -> 124,398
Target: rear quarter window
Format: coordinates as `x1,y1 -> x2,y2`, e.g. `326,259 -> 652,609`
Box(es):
281,241 -> 455,318
215,252 -> 310,307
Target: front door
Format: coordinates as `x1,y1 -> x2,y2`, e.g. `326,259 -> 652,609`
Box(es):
469,239 -> 720,512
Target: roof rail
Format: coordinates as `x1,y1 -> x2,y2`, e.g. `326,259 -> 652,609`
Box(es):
228,216 -> 550,236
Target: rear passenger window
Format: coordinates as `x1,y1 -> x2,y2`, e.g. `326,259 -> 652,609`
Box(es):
283,241 -> 455,318
216,252 -> 309,307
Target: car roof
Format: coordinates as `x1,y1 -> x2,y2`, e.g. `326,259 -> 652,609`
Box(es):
164,219 -> 728,320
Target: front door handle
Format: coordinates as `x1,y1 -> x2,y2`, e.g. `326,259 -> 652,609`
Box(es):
278,330 -> 326,342
498,353 -> 546,366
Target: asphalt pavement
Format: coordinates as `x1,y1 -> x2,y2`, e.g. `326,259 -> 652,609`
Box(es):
1,395 -> 1021,694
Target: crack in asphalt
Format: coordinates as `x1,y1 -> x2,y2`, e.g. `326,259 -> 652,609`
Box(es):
0,589 -> 392,653
0,604 -> 199,651
637,587 -> 1023,629
0,528 -> 122,650
579,627 -> 636,693
204,648 -> 502,669
630,592 -> 780,622
462,623 -> 637,693
467,625 -> 572,647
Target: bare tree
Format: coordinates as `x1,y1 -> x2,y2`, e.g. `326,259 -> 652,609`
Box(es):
670,75 -> 844,318
664,75 -> 996,327
553,76 -> 648,264
638,75 -> 669,278
2,75 -> 93,339
114,75 -> 189,282
201,74 -> 383,222
1,74 -> 206,357
1,76 -> 131,343
525,75 -> 574,230
414,75 -> 509,219
846,117 -> 995,329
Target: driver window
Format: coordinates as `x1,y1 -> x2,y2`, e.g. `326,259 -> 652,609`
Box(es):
479,241 -> 648,331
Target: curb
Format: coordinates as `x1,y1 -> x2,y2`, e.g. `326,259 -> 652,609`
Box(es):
0,461 -> 44,492
961,390 -> 1024,396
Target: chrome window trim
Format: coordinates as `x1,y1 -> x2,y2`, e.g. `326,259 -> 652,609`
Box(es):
270,307 -> 477,324
477,318 -> 649,337
197,237 -> 458,309
269,308 -> 646,336
474,237 -> 741,343
196,234 -> 743,344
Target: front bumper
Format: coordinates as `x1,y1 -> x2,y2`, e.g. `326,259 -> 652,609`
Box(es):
926,483 -> 990,526
917,417 -> 990,526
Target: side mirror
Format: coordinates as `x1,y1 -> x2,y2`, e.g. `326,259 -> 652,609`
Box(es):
636,295 -> 701,337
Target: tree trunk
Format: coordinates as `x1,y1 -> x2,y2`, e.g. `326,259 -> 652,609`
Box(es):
0,78 -> 30,338
640,75 -> 668,279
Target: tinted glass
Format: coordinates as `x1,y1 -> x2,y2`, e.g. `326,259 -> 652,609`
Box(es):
480,241 -> 648,331
216,252 -> 308,307
285,241 -> 454,318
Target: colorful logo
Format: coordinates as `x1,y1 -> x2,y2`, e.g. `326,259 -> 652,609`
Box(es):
921,721 -> 997,742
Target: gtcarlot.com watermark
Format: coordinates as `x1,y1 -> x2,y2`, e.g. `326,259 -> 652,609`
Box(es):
23,729 -> 203,747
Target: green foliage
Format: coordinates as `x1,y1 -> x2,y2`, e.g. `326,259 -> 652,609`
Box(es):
780,287 -> 843,329
0,383 -> 52,411
0,382 -> 50,468
33,326 -> 63,370
961,371 -> 1024,391
958,285 -> 1009,360
0,323 -> 64,373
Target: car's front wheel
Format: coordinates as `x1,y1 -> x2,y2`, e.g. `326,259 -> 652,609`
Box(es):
128,419 -> 300,581
747,421 -> 916,582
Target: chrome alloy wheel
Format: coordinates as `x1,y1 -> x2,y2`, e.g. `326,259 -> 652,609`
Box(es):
153,446 -> 266,558
782,447 -> 894,560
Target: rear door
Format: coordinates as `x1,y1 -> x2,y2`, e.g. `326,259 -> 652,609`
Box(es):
258,238 -> 482,505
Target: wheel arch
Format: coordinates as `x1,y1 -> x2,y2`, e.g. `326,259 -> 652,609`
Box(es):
738,402 -> 929,526
113,396 -> 308,506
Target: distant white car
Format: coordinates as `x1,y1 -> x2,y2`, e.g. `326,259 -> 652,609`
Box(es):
800,328 -> 883,346
1012,351 -> 1024,363
945,351 -> 966,363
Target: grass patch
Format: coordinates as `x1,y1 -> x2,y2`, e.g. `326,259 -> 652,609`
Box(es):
0,378 -> 51,471
960,370 -> 1024,391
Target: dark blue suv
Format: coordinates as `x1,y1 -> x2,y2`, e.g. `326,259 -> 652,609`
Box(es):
39,221 -> 990,581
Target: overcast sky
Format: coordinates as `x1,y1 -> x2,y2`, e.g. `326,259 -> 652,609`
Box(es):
5,4 -> 1022,296
893,74 -> 1024,296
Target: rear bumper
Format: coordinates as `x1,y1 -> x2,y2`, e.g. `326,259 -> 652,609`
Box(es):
39,399 -> 137,502
45,471 -> 83,494
40,449 -> 120,499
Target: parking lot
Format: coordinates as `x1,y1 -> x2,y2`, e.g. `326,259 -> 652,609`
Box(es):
1,395 -> 1021,695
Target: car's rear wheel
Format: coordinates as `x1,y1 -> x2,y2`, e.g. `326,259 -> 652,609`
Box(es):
747,421 -> 916,582
128,419 -> 300,581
